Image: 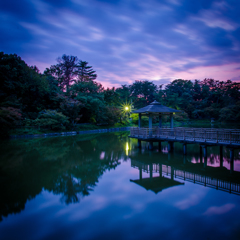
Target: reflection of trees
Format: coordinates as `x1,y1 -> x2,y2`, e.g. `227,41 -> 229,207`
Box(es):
54,174 -> 89,204
0,132 -> 129,220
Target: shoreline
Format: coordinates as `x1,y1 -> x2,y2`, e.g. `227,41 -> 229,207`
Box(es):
10,127 -> 131,139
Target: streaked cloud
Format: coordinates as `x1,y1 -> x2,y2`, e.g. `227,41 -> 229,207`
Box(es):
203,203 -> 235,216
1,0 -> 240,87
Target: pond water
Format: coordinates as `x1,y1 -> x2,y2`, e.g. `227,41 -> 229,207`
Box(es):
0,132 -> 240,240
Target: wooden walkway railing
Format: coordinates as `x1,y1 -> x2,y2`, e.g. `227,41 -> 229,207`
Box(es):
130,127 -> 240,145
131,160 -> 240,195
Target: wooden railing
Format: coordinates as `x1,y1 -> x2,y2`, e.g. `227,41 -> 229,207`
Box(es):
130,127 -> 240,144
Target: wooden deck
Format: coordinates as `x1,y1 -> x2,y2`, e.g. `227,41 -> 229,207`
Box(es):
129,127 -> 240,147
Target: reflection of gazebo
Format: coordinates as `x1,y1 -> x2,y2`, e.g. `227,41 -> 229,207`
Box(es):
130,159 -> 184,194
132,100 -> 181,129
130,177 -> 184,194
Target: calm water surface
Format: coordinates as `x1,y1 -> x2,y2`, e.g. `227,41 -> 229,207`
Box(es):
0,132 -> 240,240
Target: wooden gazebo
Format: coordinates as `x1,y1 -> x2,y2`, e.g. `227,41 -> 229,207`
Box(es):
132,100 -> 181,129
130,101 -> 240,160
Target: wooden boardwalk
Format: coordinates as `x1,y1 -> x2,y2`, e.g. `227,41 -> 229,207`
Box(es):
130,127 -> 240,147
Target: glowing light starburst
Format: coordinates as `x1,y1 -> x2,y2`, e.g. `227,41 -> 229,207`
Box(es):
120,101 -> 133,115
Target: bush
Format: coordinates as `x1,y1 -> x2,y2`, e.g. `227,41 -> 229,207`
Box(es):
0,107 -> 22,138
130,113 -> 149,126
33,110 -> 69,130
173,111 -> 189,122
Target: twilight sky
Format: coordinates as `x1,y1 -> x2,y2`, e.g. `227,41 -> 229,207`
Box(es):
1,0 -> 240,87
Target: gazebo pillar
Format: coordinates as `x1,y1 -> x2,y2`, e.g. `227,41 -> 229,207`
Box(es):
159,113 -> 162,128
138,113 -> 142,128
149,114 -> 152,128
149,113 -> 153,137
170,113 -> 174,128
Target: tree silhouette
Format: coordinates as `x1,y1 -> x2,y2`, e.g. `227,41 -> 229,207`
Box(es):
77,61 -> 97,82
45,54 -> 78,93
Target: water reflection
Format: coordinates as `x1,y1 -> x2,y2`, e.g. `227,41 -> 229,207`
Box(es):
0,133 -> 240,240
0,132 -> 129,221
132,140 -> 240,171
129,140 -> 240,195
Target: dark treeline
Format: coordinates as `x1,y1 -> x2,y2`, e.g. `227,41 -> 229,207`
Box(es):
1,52 -> 240,137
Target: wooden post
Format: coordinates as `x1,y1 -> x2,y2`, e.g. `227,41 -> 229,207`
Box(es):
148,141 -> 153,150
159,164 -> 162,178
204,130 -> 206,142
183,143 -> 187,155
203,145 -> 207,158
200,145 -> 202,156
201,145 -> 207,168
168,141 -> 174,152
149,114 -> 152,137
159,114 -> 162,128
229,148 -> 234,174
138,113 -> 142,128
150,163 -> 153,181
220,146 -> 223,167
139,166 -> 142,180
137,139 -> 142,148
230,160 -> 234,174
216,131 -> 218,143
204,155 -> 207,168
183,129 -> 185,140
170,113 -> 173,128
229,148 -> 234,162
171,167 -> 174,180
199,145 -> 203,163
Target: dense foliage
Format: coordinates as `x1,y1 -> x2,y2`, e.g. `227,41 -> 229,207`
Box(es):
1,52 -> 240,137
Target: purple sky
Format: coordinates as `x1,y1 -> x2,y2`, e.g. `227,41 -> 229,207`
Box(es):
1,0 -> 240,88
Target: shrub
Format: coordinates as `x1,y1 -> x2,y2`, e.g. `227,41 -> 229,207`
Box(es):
0,107 -> 22,138
33,110 -> 69,130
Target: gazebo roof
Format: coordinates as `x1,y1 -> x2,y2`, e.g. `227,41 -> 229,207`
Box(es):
130,176 -> 184,194
132,100 -> 181,114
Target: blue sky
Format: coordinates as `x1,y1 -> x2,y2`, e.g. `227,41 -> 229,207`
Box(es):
1,0 -> 240,87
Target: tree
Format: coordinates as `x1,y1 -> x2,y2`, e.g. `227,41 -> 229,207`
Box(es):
76,61 -> 97,82
130,80 -> 157,108
115,85 -> 132,105
60,98 -> 83,129
0,52 -> 55,119
0,107 -> 22,138
70,81 -> 105,123
104,87 -> 119,106
45,54 -> 78,92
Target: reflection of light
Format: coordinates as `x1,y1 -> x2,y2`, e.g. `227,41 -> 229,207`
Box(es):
100,151 -> 105,160
125,106 -> 129,110
126,142 -> 129,155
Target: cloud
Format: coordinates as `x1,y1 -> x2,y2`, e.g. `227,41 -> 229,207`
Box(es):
203,203 -> 235,216
175,189 -> 207,210
1,0 -> 240,87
